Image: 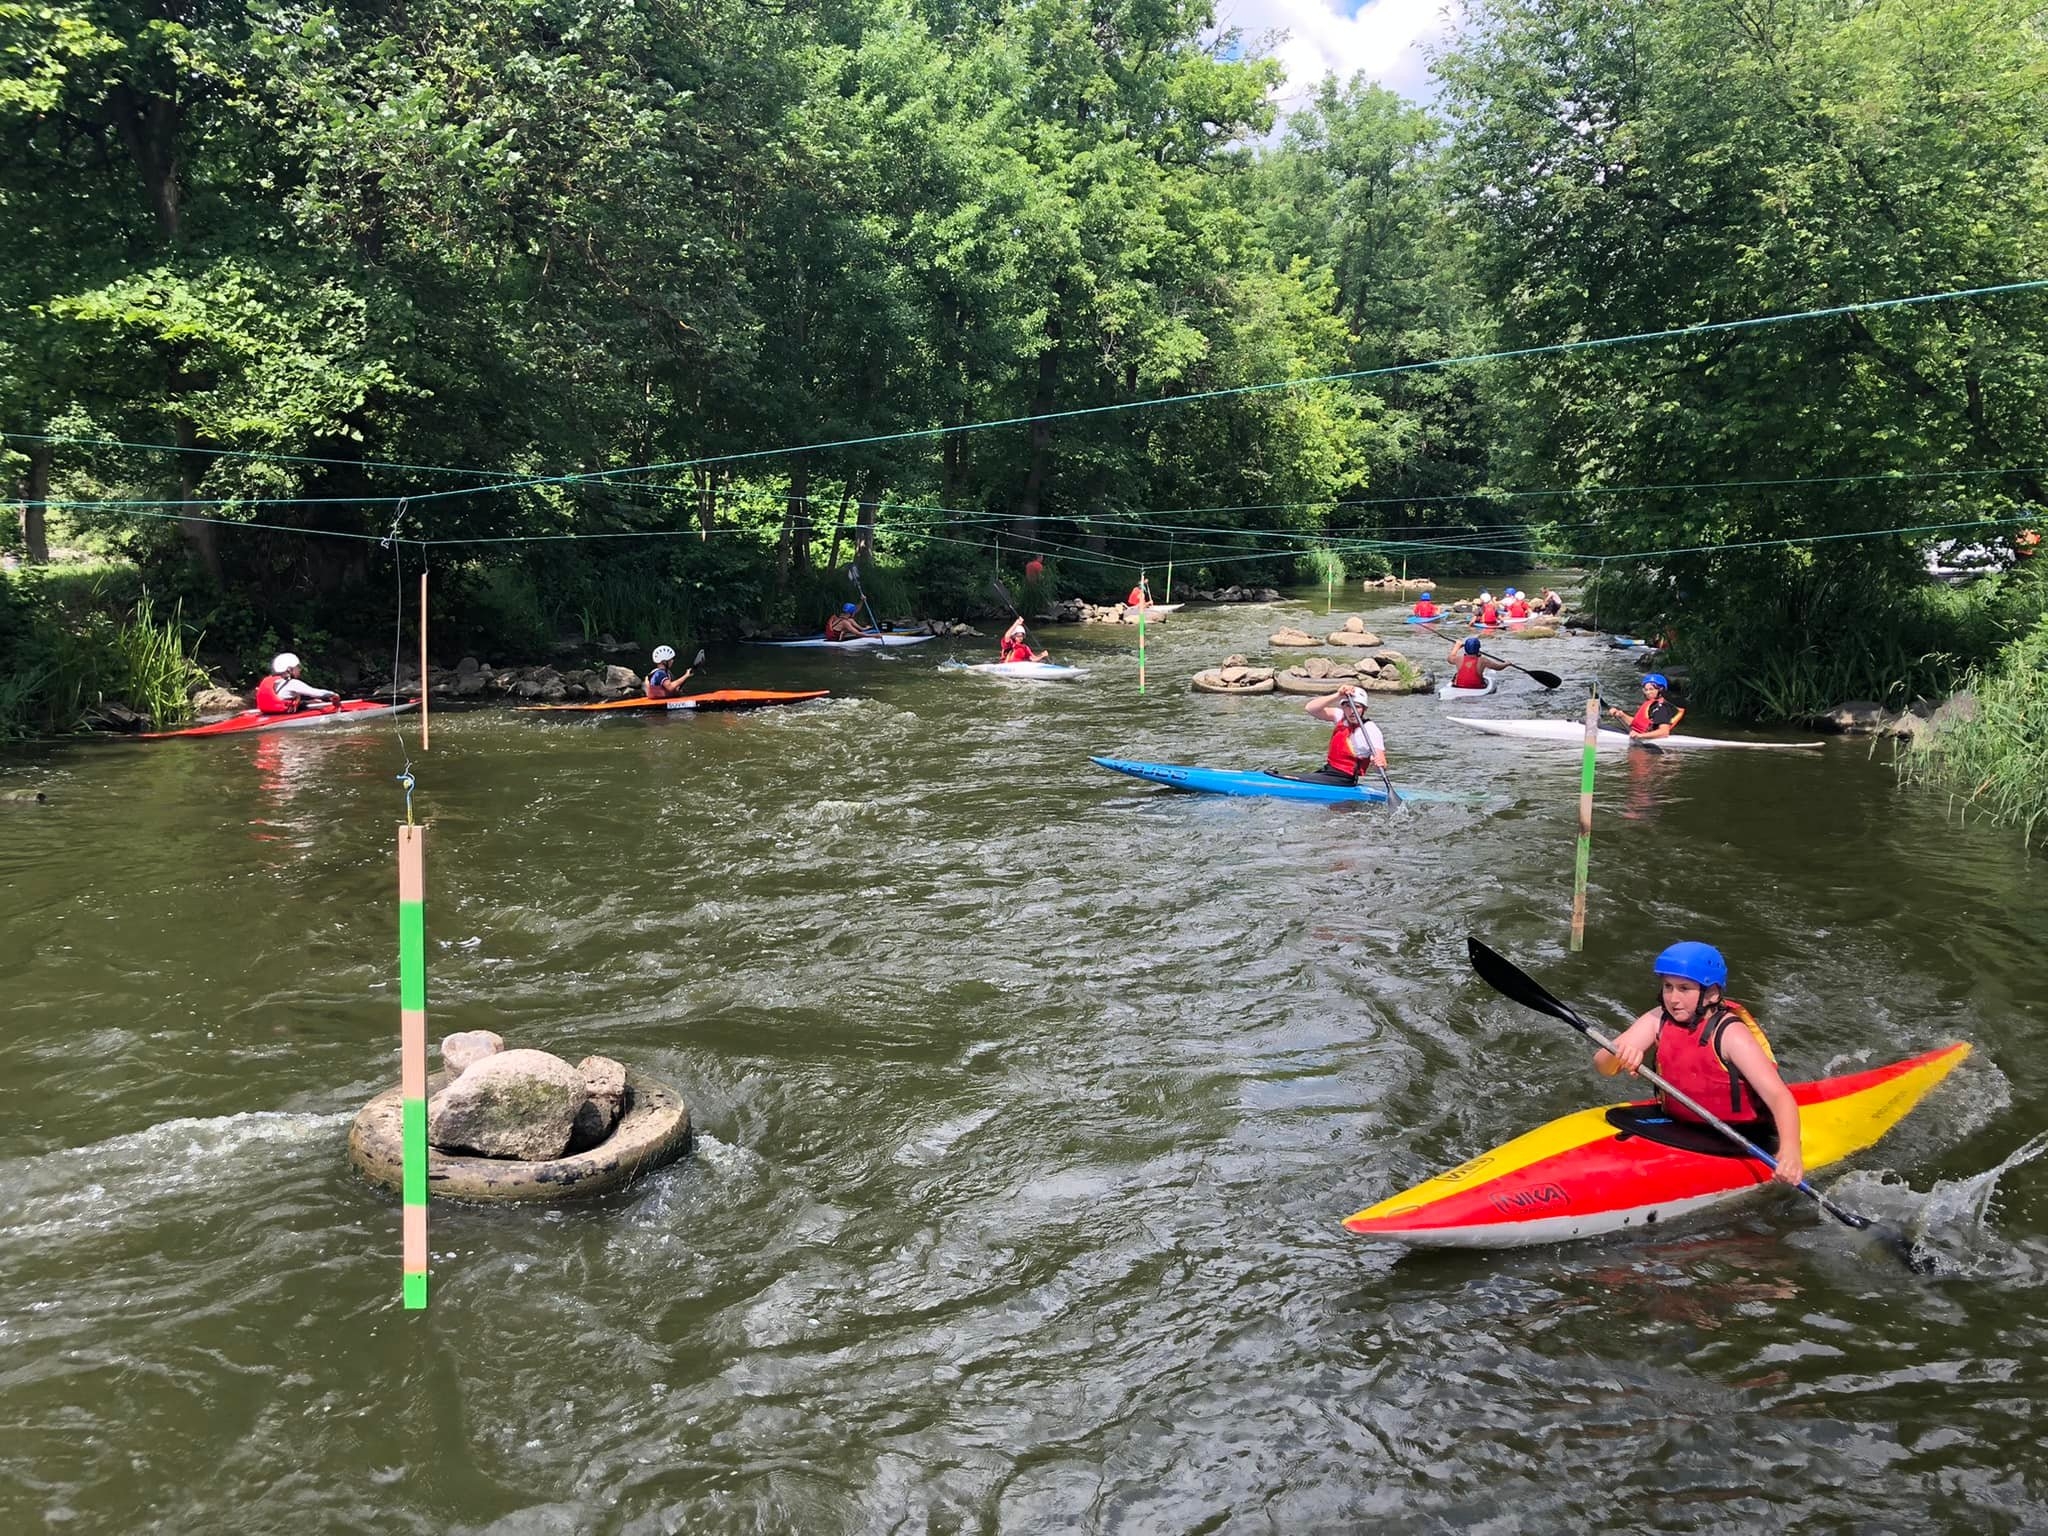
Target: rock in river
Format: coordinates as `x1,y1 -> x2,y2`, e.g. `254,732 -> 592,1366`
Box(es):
427,1048 -> 588,1161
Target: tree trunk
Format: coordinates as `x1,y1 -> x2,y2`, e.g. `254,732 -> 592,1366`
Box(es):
1012,293 -> 1063,541
696,467 -> 714,539
776,461 -> 811,588
824,481 -> 854,574
20,443 -> 51,564
174,417 -> 223,586
855,473 -> 878,563
108,82 -> 182,244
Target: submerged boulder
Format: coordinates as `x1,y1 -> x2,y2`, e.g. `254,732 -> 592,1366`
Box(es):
427,1048 -> 588,1161
1270,626 -> 1321,647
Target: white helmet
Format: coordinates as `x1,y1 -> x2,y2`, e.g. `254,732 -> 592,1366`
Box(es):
271,652 -> 300,675
1480,591 -> 1493,603
652,645 -> 677,664
1342,685 -> 1371,710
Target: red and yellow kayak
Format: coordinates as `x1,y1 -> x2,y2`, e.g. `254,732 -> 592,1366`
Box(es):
140,699 -> 417,740
1343,1043 -> 1970,1248
518,688 -> 828,714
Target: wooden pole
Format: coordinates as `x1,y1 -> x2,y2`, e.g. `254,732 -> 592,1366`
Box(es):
418,570 -> 429,751
1569,688 -> 1599,951
1165,540 -> 1173,603
398,825 -> 429,1308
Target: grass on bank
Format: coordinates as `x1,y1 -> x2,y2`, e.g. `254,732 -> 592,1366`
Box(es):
1,570 -> 209,737
1901,613 -> 2048,848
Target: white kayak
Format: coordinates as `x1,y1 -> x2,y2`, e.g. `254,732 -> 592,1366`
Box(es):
1437,677 -> 1498,701
945,660 -> 1088,682
744,632 -> 937,649
1448,717 -> 1826,752
1136,603 -> 1183,618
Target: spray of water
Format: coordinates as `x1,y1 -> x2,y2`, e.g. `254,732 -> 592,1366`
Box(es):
1828,1131 -> 2048,1280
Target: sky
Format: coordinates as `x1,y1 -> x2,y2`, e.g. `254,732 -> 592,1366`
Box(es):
1216,0 -> 1464,112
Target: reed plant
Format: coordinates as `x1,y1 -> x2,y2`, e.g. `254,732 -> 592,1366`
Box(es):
0,577 -> 207,735
1901,614 -> 2048,848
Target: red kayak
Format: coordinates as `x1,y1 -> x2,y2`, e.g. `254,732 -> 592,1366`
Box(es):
140,700 -> 418,740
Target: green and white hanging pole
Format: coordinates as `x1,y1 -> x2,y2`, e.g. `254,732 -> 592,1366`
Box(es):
1164,539 -> 1174,604
398,821 -> 429,1308
1136,570 -> 1149,694
1569,687 -> 1599,952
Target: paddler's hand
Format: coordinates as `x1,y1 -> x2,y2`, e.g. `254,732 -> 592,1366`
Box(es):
1772,1149 -> 1804,1187
1607,1036 -> 1649,1075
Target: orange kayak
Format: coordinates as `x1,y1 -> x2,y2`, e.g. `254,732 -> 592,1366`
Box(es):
518,689 -> 828,714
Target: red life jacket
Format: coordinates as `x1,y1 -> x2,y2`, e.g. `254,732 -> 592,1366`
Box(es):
1326,723 -> 1366,776
1453,656 -> 1487,689
1478,603 -> 1499,625
1127,586 -> 1146,608
255,676 -> 297,715
1413,601 -> 1437,618
1630,700 -> 1681,734
1655,1000 -> 1772,1124
1507,598 -> 1530,618
1000,637 -> 1032,663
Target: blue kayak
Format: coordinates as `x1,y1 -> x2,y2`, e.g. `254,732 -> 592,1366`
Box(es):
1404,614 -> 1449,625
1090,756 -> 1480,806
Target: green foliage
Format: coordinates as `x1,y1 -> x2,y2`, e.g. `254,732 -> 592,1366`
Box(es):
1903,615 -> 2048,847
0,572 -> 208,735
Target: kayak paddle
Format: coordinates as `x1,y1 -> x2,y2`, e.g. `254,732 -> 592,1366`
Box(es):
1376,763 -> 1402,810
1420,622 -> 1562,690
847,564 -> 886,636
1465,936 -> 1930,1270
988,576 -> 1052,662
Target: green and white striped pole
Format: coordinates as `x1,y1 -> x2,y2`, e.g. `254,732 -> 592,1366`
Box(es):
1136,571 -> 1148,694
1569,688 -> 1598,951
398,823 -> 429,1309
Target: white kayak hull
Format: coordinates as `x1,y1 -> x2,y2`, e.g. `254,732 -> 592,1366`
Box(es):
744,632 -> 937,649
1437,677 -> 1498,701
948,660 -> 1088,682
1448,717 -> 1826,752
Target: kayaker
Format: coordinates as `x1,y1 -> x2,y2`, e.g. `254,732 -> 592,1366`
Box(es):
1595,942 -> 1804,1186
999,618 -> 1044,664
1606,672 -> 1684,740
1126,581 -> 1149,610
255,653 -> 339,715
1505,590 -> 1531,620
825,603 -> 876,641
1446,635 -> 1508,691
1303,684 -> 1386,785
1024,556 -> 1045,584
1538,588 -> 1564,616
644,645 -> 695,699
1473,591 -> 1501,627
1412,589 -> 1440,620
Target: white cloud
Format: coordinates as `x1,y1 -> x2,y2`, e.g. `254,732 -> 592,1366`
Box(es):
1216,0 -> 1464,110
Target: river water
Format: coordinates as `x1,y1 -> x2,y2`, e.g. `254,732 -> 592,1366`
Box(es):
2,588 -> 2043,1533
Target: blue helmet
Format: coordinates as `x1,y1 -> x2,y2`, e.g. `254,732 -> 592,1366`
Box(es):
1462,636 -> 1482,654
1419,589 -> 1433,598
1643,672 -> 1669,690
842,603 -> 858,614
1654,942 -> 1727,989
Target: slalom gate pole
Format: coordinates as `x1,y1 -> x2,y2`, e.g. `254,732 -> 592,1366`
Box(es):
1569,687 -> 1598,951
1137,571 -> 1148,694
418,571 -> 429,751
398,824 -> 429,1308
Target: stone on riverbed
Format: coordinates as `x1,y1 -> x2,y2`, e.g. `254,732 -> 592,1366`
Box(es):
570,1055 -> 629,1151
440,1030 -> 505,1075
428,1048 -> 588,1161
1270,626 -> 1321,647
1327,618 -> 1383,646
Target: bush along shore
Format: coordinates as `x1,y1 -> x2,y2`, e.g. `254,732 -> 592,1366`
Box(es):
1898,615 -> 2048,848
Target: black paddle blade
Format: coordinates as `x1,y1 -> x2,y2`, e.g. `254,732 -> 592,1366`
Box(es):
1810,1189 -> 1936,1270
990,577 -> 1018,612
1466,937 -> 1597,1037
1525,667 -> 1563,690
847,564 -> 862,585
692,649 -> 707,668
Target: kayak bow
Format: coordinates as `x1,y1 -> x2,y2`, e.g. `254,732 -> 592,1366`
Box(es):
1343,1043 -> 1970,1248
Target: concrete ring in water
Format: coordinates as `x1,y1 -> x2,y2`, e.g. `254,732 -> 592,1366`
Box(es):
347,1067 -> 691,1203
